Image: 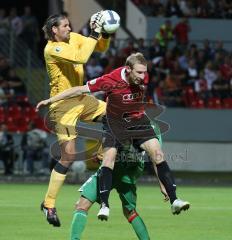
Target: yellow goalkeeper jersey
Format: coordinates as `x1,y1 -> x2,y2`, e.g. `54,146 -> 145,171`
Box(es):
44,32 -> 110,97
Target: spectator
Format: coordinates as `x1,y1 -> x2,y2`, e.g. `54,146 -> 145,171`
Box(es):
149,38 -> 163,59
139,0 -> 154,16
162,60 -> 185,105
220,55 -> 232,81
21,122 -> 49,175
134,0 -> 232,19
20,6 -> 40,51
0,55 -> 10,79
196,0 -> 214,18
214,0 -> 227,18
173,18 -> 191,51
163,49 -> 175,70
204,61 -> 218,90
153,57 -> 170,83
121,39 -> 138,56
8,7 -> 23,36
178,50 -> 189,70
6,68 -> 26,96
0,9 -> 9,55
0,123 -> 15,175
212,70 -> 230,99
171,60 -> 186,83
196,49 -> 207,70
213,41 -> 227,58
151,0 -> 165,16
225,0 -> 232,19
185,59 -> 199,87
165,0 -> 183,17
188,43 -> 198,59
194,70 -> 209,101
86,58 -> 104,79
213,52 -> 224,69
179,0 -> 191,16
201,39 -> 213,61
112,48 -> 127,68
137,38 -> 149,58
0,9 -> 9,35
155,20 -> 174,51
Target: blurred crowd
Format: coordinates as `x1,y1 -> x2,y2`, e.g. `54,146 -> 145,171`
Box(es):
0,6 -> 40,52
0,121 -> 50,176
0,54 -> 27,106
132,0 -> 232,19
84,17 -> 232,108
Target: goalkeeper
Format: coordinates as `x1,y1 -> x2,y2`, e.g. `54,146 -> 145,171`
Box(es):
70,144 -> 169,240
40,11 -> 110,227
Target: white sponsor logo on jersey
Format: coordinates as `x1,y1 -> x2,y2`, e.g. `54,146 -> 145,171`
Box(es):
89,79 -> 97,85
122,92 -> 142,101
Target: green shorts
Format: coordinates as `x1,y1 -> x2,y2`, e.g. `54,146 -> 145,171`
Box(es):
79,171 -> 137,212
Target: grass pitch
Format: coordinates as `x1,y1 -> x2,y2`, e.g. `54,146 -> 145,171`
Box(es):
0,183 -> 230,240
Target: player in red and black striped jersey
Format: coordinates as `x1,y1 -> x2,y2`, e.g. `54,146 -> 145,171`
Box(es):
36,52 -> 190,221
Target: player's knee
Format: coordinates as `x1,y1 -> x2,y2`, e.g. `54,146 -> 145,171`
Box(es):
60,141 -> 77,164
151,149 -> 164,165
75,198 -> 91,212
59,154 -> 76,168
102,157 -> 115,169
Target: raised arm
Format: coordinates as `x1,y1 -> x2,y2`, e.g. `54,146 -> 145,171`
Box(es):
36,85 -> 90,111
48,37 -> 99,64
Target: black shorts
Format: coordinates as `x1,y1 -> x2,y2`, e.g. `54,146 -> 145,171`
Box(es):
102,115 -> 158,150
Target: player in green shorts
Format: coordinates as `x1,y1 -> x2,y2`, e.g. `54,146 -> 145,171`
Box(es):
70,144 -> 169,240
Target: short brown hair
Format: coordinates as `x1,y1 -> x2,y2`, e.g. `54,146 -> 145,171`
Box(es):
125,52 -> 147,69
42,14 -> 67,40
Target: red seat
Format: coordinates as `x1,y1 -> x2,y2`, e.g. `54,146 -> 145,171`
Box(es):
0,106 -> 4,114
196,99 -> 205,108
16,117 -> 31,132
7,106 -> 22,119
207,98 -> 222,109
34,117 -> 48,131
16,95 -> 29,102
222,98 -> 232,109
182,86 -> 197,107
189,98 -> 205,109
16,95 -> 30,107
6,117 -> 18,132
24,106 -> 37,119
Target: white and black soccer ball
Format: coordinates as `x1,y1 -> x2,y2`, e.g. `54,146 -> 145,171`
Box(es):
102,10 -> 120,34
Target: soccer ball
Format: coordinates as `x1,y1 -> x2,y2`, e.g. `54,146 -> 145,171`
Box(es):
102,10 -> 120,34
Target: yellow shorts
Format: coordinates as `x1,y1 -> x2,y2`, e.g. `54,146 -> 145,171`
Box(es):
48,94 -> 106,142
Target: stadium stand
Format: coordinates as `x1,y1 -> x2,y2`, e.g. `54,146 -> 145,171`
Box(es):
132,0 -> 232,19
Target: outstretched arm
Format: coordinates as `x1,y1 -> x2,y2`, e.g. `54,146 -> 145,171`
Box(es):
36,85 -> 90,111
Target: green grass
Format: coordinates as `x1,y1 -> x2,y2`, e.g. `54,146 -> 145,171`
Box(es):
0,184 -> 231,240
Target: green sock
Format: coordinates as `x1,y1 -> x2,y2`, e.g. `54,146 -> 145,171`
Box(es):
131,215 -> 150,240
70,210 -> 88,240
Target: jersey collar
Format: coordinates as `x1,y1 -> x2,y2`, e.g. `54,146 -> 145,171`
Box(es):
121,67 -> 129,84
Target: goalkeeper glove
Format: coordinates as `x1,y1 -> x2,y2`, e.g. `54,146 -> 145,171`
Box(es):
89,11 -> 104,40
